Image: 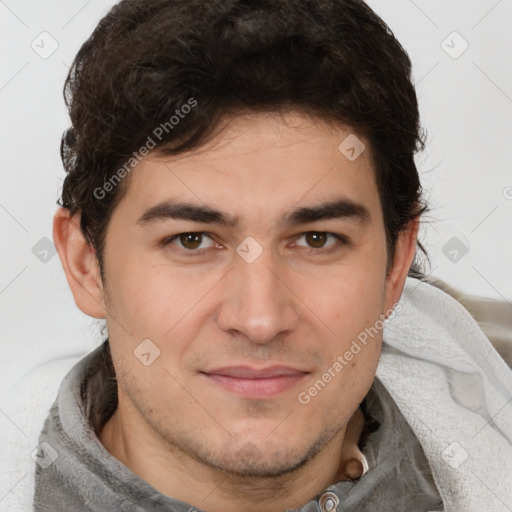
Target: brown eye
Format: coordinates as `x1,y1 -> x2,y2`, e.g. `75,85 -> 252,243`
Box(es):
163,232 -> 216,252
295,232 -> 345,250
179,233 -> 203,250
305,232 -> 329,248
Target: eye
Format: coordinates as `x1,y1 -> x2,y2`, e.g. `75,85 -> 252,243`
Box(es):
163,232 -> 217,253
161,231 -> 349,257
293,232 -> 348,252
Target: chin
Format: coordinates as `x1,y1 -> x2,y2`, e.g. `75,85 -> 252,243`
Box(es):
207,449 -> 310,479
196,429 -> 334,479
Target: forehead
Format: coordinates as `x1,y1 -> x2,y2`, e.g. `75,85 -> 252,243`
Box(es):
114,111 -> 381,227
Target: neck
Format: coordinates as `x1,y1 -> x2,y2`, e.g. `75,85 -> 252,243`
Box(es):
98,399 -> 351,512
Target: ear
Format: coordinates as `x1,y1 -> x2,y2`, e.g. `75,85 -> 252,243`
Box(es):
383,217 -> 420,314
52,207 -> 106,319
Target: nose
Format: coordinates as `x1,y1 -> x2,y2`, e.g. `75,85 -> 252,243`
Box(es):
215,244 -> 300,345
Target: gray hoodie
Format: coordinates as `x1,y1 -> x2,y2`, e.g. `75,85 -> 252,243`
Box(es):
33,341 -> 443,511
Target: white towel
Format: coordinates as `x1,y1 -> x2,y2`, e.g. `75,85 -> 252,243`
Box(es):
377,277 -> 512,511
1,276 -> 511,511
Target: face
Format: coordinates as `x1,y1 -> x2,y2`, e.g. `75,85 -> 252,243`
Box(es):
96,111 -> 403,477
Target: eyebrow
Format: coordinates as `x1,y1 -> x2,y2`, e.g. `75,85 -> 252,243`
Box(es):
136,197 -> 371,228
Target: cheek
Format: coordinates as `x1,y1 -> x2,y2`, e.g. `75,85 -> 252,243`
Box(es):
301,284 -> 384,423
296,259 -> 386,394
296,261 -> 386,334
103,251 -> 208,338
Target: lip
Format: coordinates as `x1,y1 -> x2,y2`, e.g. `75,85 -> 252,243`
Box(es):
201,365 -> 309,398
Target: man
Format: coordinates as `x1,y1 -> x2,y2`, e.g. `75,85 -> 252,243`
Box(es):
28,1 -> 511,511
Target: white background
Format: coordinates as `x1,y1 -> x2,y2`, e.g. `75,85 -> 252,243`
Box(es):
1,0 -> 511,388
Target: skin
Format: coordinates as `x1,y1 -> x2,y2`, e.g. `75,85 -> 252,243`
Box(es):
53,111 -> 419,512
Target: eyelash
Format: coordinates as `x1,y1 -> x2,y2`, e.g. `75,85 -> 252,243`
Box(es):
161,231 -> 350,257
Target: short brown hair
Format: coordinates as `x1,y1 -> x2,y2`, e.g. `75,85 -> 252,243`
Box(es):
58,0 -> 428,280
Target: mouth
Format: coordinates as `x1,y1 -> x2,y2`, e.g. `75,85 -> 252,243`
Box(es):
200,366 -> 309,399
